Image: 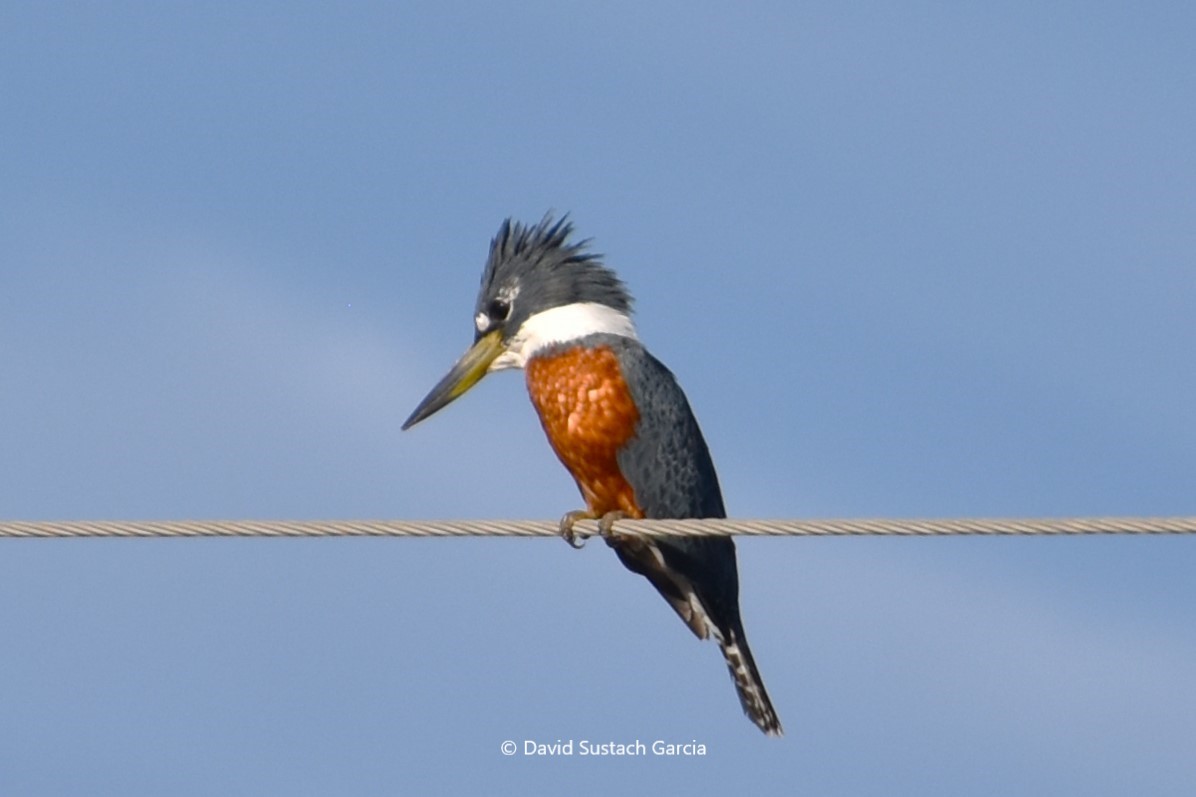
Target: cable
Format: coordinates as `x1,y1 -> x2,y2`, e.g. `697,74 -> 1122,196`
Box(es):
1,517 -> 1194,538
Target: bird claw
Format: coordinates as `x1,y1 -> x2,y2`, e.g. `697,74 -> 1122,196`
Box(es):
558,510 -> 594,549
597,510 -> 629,543
558,510 -> 629,549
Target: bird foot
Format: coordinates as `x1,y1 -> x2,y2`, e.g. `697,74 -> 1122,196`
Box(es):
558,510 -> 596,549
597,510 -> 629,544
558,510 -> 629,549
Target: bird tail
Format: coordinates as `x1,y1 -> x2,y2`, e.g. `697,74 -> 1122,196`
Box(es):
607,536 -> 781,734
712,622 -> 783,736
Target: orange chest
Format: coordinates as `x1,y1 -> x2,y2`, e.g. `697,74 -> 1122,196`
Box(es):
524,345 -> 644,516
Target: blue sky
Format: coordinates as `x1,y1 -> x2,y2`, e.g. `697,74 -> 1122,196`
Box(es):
2,2 -> 1194,794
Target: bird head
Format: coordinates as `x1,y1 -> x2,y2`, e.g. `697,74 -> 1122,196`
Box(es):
402,215 -> 635,430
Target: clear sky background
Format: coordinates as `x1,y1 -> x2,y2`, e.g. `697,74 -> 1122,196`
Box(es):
2,3 -> 1194,795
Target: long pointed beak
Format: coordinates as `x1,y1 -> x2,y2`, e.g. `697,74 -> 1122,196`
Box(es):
402,329 -> 505,430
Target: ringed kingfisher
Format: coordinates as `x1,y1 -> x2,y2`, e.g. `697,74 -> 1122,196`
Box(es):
402,215 -> 782,736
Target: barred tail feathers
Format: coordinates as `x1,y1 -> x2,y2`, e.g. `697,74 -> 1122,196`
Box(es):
713,624 -> 782,737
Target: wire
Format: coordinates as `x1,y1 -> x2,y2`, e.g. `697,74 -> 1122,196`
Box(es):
0,517 -> 1194,539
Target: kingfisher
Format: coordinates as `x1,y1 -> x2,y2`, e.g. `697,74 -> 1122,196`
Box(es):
402,215 -> 782,736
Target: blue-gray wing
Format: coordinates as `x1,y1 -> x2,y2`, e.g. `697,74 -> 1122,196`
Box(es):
590,336 -> 741,628
604,337 -> 726,520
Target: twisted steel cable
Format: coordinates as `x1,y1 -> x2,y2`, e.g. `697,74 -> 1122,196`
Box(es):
1,517 -> 1194,539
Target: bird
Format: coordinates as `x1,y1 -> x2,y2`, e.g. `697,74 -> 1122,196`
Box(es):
402,214 -> 781,736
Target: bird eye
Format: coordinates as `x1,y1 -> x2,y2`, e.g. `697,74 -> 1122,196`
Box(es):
488,297 -> 511,321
